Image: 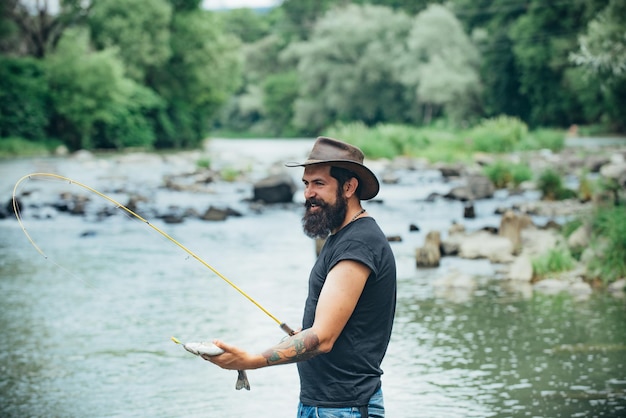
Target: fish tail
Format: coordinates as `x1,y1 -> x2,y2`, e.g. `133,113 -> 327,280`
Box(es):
236,370 -> 250,390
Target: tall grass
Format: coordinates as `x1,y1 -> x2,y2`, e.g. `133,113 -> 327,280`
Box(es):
588,206 -> 626,283
0,137 -> 57,158
484,160 -> 533,188
324,116 -> 565,163
532,248 -> 577,279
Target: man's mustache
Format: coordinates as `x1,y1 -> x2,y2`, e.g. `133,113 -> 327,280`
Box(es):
304,199 -> 326,209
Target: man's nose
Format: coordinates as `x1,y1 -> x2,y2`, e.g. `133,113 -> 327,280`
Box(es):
304,185 -> 315,199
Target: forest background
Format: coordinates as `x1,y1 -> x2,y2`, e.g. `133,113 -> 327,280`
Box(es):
1,0 -> 625,155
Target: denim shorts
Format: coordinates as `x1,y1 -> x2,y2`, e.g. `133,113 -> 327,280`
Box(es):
297,387 -> 384,417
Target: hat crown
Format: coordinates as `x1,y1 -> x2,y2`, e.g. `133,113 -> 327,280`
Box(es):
307,137 -> 364,164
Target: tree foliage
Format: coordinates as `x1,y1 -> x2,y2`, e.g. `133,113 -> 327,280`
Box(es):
1,0 -> 625,150
286,4 -> 413,134
398,4 -> 482,124
150,10 -> 242,147
570,0 -> 626,78
45,29 -> 160,150
89,0 -> 172,82
0,56 -> 49,140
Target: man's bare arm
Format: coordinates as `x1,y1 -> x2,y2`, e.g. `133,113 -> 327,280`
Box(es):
262,329 -> 322,365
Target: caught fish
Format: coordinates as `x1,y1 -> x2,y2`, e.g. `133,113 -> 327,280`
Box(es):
172,337 -> 250,390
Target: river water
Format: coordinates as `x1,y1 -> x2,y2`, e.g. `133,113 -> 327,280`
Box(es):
1,139 -> 625,417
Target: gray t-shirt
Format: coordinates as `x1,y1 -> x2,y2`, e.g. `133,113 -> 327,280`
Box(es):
297,217 -> 397,407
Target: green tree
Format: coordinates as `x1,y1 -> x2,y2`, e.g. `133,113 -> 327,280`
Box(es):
570,0 -> 625,78
46,28 -> 159,150
0,56 -> 49,140
397,4 -> 482,124
286,4 -> 412,134
280,0 -> 347,39
2,0 -> 91,58
220,7 -> 272,43
151,10 -> 242,148
262,70 -> 299,135
569,0 -> 626,131
508,0 -> 603,127
88,0 -> 172,83
452,0 -> 530,121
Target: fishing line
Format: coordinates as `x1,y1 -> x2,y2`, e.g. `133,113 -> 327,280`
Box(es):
12,172 -> 295,336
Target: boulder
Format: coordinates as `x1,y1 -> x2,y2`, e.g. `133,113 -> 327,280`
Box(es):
444,174 -> 495,201
466,174 -> 495,200
499,210 -> 522,253
201,206 -> 241,221
253,173 -> 296,204
459,231 -> 514,263
608,279 -> 626,294
463,202 -> 475,219
567,224 -> 590,251
415,231 -> 441,268
507,254 -> 533,281
520,227 -> 560,256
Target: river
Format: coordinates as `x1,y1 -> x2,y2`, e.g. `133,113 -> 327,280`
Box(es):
1,139 -> 625,417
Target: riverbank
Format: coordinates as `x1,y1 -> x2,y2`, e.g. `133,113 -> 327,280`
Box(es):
3,137 -> 625,295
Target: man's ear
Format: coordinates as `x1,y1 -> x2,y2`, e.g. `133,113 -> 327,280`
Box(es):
344,177 -> 359,198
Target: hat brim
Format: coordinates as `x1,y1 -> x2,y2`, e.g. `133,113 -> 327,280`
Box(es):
285,159 -> 379,200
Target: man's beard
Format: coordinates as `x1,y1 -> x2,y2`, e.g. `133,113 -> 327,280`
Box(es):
302,192 -> 348,239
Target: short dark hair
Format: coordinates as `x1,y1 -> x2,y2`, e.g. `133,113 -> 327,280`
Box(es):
330,166 -> 361,198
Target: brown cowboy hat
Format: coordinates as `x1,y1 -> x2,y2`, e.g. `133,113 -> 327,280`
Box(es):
285,136 -> 380,200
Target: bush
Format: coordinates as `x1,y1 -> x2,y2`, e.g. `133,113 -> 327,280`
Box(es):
588,206 -> 626,283
522,128 -> 565,152
537,168 -> 577,200
0,57 -> 50,141
324,122 -> 397,159
468,115 -> 528,153
484,161 -> 533,189
0,137 -> 54,158
532,248 -> 577,279
325,122 -> 464,161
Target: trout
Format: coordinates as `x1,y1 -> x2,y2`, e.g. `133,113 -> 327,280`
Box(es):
174,338 -> 250,390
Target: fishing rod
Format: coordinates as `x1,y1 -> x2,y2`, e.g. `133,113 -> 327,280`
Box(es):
12,172 -> 295,336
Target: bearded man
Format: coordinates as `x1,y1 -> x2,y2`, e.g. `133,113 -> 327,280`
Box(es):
205,137 -> 397,418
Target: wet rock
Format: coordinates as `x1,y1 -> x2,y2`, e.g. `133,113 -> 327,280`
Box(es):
567,223 -> 591,251
158,206 -> 187,224
520,227 -> 560,256
499,210 -> 523,253
201,206 -> 241,221
445,186 -> 472,201
415,231 -> 441,268
608,279 -> 626,294
445,174 -> 495,201
253,173 -> 296,204
459,230 -> 514,263
437,164 -> 464,179
466,174 -> 495,200
381,171 -> 400,184
54,192 -> 90,215
600,161 -> 626,188
441,223 -> 466,256
507,254 -> 533,282
0,198 -> 18,219
463,202 -> 475,219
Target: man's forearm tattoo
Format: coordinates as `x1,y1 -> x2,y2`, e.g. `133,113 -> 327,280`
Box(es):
262,329 -> 321,365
